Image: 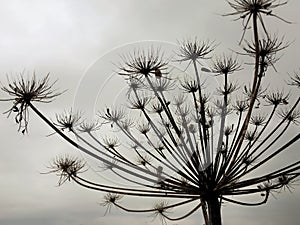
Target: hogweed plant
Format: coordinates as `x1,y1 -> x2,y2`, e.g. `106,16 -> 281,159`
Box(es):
1,1 -> 300,225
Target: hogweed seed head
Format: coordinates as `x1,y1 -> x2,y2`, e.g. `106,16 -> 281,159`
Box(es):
1,72 -> 63,133
44,155 -> 86,186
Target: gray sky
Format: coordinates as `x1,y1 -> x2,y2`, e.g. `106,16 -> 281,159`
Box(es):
0,1 -> 300,225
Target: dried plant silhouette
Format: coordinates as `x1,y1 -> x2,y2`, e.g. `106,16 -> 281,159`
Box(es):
1,1 -> 300,225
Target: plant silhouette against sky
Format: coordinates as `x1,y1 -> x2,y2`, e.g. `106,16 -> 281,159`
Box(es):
1,1 -> 300,225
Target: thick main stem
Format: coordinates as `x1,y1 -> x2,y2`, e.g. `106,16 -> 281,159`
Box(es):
206,194 -> 222,225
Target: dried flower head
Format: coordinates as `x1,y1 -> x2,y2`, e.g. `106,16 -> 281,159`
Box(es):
177,38 -> 215,63
180,78 -> 200,93
137,122 -> 151,135
173,94 -> 187,107
225,0 -> 290,43
244,130 -> 257,142
77,120 -> 101,133
278,108 -> 300,125
216,82 -> 239,96
99,107 -> 126,127
277,175 -> 298,192
242,36 -> 289,71
126,77 -> 145,97
151,101 -> 164,114
243,84 -> 266,101
151,77 -> 176,93
100,193 -> 123,215
103,136 -> 121,149
175,104 -> 191,119
211,54 -> 242,75
118,48 -> 168,79
250,114 -> 267,126
129,95 -> 151,110
45,155 -> 86,185
136,154 -> 152,166
54,109 -> 82,132
1,73 -> 62,133
288,71 -> 300,88
151,201 -> 172,225
233,99 -> 249,113
120,118 -> 135,131
264,91 -> 289,106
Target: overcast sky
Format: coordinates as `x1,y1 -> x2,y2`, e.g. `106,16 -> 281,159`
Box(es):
0,1 -> 300,225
